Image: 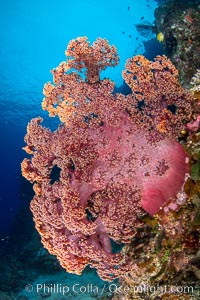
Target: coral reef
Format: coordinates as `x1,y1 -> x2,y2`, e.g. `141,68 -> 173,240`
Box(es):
190,69 -> 200,101
154,0 -> 200,88
21,37 -> 194,282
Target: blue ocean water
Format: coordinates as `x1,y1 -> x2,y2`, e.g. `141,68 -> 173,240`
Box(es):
0,0 -> 164,298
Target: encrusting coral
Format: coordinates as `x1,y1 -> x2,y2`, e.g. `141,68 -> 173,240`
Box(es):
21,37 -> 194,281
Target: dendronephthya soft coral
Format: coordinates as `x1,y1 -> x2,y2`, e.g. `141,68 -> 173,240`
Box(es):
21,37 -> 193,281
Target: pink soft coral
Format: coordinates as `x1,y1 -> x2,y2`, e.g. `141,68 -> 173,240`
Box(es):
21,37 -> 192,281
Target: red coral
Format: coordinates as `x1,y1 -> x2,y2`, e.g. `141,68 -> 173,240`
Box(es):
21,37 -> 192,281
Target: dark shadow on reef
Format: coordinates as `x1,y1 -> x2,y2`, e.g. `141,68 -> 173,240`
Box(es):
143,37 -> 164,60
154,0 -> 200,87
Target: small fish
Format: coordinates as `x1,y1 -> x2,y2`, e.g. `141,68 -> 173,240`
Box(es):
128,6 -> 130,10
157,32 -> 165,43
140,16 -> 144,20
